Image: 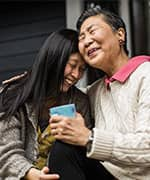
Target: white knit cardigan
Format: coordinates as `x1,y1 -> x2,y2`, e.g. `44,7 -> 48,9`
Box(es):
87,60 -> 150,180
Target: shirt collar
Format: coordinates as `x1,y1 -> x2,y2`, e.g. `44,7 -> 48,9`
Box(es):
105,55 -> 150,87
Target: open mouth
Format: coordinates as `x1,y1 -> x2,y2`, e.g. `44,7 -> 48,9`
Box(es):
88,47 -> 100,57
64,78 -> 75,86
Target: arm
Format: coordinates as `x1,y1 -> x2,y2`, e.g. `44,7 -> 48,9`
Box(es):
88,65 -> 150,167
0,114 -> 34,179
0,114 -> 59,179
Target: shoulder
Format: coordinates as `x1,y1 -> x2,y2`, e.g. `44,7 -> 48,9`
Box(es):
0,85 -> 4,94
131,61 -> 150,81
2,72 -> 27,85
138,61 -> 150,72
71,86 -> 90,110
87,78 -> 104,95
129,55 -> 150,77
72,86 -> 89,100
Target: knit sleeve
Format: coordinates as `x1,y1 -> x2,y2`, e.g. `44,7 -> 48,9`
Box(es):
0,114 -> 33,179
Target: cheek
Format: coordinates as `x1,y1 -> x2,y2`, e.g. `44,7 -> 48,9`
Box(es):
78,43 -> 84,55
64,66 -> 71,76
108,38 -> 120,53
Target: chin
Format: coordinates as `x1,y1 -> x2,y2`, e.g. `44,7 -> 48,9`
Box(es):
87,61 -> 98,68
62,86 -> 69,92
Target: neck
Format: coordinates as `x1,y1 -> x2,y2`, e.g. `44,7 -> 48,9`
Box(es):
107,52 -> 129,77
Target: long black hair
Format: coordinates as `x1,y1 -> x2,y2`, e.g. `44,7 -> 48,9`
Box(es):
76,6 -> 129,55
0,29 -> 79,119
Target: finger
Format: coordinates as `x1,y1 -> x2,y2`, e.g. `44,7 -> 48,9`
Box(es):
40,174 -> 60,179
40,167 -> 60,179
50,123 -> 59,130
76,112 -> 83,119
50,115 -> 64,123
41,166 -> 49,174
51,128 -> 74,140
58,128 -> 63,135
50,115 -> 72,124
51,127 -> 63,136
50,120 -> 72,135
50,118 -> 70,131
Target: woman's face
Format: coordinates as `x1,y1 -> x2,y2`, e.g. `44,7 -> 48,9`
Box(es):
78,15 -> 125,74
62,52 -> 86,92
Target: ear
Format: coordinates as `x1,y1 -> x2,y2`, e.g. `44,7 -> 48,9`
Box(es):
116,28 -> 125,42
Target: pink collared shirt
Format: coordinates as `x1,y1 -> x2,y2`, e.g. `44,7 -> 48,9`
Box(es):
105,55 -> 150,88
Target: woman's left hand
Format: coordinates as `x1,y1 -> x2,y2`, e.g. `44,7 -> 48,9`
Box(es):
49,112 -> 91,146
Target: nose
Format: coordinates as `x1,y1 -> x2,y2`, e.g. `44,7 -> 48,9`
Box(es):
84,36 -> 93,48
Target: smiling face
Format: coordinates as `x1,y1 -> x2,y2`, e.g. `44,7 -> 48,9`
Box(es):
62,52 -> 86,92
78,15 -> 125,75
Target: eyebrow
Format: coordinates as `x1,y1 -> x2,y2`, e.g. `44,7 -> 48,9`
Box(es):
87,24 -> 94,31
79,24 -> 96,36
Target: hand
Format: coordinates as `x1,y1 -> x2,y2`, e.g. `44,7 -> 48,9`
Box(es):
50,112 -> 91,146
25,166 -> 60,180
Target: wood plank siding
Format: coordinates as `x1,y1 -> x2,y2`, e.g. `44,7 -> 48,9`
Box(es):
0,2 -> 66,82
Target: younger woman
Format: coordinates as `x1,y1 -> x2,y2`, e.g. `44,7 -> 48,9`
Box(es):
0,29 -> 92,179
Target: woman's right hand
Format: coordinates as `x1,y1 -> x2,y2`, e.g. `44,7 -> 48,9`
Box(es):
25,166 -> 60,180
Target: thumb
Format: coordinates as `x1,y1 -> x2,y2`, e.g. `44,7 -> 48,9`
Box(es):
41,166 -> 49,174
76,112 -> 82,117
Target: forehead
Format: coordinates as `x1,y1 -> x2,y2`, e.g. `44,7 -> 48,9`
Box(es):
69,53 -> 85,64
79,15 -> 107,32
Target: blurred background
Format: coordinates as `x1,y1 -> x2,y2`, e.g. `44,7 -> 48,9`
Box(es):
0,0 -> 149,85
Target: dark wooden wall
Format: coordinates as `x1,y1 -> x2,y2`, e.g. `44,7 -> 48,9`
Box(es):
0,2 -> 66,82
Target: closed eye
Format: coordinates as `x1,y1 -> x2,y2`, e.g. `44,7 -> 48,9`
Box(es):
79,34 -> 85,41
89,28 -> 97,34
68,63 -> 77,69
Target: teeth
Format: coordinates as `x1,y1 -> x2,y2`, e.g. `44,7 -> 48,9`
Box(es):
66,79 -> 73,85
88,48 -> 97,56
